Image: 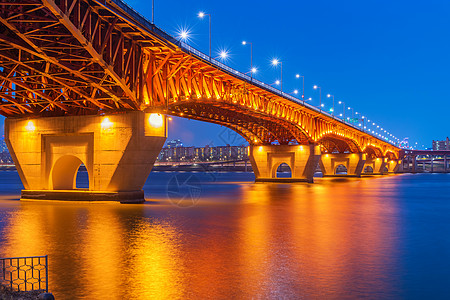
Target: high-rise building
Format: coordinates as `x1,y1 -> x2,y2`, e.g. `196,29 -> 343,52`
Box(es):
432,137 -> 450,150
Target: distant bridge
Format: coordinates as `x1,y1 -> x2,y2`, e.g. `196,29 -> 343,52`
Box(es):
0,0 -> 402,202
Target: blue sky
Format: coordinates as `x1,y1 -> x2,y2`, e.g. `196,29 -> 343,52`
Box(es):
2,0 -> 449,149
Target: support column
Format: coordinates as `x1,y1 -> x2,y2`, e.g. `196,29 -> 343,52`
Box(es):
362,157 -> 388,175
320,153 -> 366,177
5,111 -> 167,203
412,155 -> 417,173
445,155 -> 448,173
386,159 -> 401,173
248,144 -> 321,183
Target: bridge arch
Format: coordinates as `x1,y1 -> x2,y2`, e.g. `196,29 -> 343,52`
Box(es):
272,161 -> 293,178
50,155 -> 90,190
363,145 -> 384,159
384,150 -> 398,160
166,103 -> 313,145
335,164 -> 348,175
317,133 -> 363,154
364,165 -> 374,173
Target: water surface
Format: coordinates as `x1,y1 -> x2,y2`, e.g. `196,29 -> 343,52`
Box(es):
0,171 -> 449,299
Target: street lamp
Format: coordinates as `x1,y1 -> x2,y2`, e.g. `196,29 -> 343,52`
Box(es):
313,85 -> 322,111
215,50 -> 229,61
296,74 -> 305,103
270,80 -> 281,87
198,11 -> 211,58
338,100 -> 346,120
327,94 -> 335,116
347,106 -> 354,122
242,41 -> 253,78
271,58 -> 283,92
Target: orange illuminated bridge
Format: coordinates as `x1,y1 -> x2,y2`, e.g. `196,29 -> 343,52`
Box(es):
0,0 -> 401,203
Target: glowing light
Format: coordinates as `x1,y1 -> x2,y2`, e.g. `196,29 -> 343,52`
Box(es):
218,50 -> 229,60
101,117 -> 113,130
198,11 -> 205,18
313,85 -> 318,89
242,41 -> 247,45
149,113 -> 163,128
327,94 -> 331,97
251,67 -> 257,73
178,29 -> 190,41
296,74 -> 300,78
271,58 -> 280,66
293,89 -> 298,94
338,101 -> 342,104
275,80 -> 280,85
25,120 -> 35,131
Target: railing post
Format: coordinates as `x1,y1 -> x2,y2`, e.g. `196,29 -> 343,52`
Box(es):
45,255 -> 48,293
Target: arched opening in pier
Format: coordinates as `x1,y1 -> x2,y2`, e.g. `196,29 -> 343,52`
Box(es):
276,163 -> 292,178
50,155 -> 89,190
335,164 -> 348,175
364,166 -> 374,174
382,166 -> 389,173
75,163 -> 89,189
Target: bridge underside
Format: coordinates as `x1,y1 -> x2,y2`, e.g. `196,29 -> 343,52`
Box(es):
0,0 -> 401,202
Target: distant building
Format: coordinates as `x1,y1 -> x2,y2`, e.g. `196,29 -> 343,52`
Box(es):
157,144 -> 248,162
0,137 -> 8,153
432,137 -> 450,151
166,139 -> 183,148
0,138 -> 13,164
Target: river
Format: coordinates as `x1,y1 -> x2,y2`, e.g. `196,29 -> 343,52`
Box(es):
0,171 -> 449,299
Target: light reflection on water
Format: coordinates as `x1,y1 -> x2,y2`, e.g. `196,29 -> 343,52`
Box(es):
1,171 -> 450,299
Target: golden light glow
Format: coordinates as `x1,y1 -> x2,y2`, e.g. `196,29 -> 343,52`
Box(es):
25,120 -> 36,131
258,146 -> 263,152
101,117 -> 113,130
149,113 -> 163,128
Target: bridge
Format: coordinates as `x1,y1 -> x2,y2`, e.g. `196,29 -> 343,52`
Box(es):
0,0 -> 401,202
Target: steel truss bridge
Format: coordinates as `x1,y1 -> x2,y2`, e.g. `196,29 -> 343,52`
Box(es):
0,0 -> 399,157
0,0 -> 404,202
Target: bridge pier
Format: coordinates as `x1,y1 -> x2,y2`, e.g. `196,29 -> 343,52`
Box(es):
319,153 -> 366,177
386,159 -> 401,173
363,157 -> 388,175
248,144 -> 321,183
5,111 -> 166,203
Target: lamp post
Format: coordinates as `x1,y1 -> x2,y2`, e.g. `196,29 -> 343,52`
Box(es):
313,85 -> 322,111
338,101 -> 345,121
271,59 -> 283,92
198,12 -> 211,58
327,94 -> 335,116
242,41 -> 253,78
347,106 -> 354,122
296,74 -> 305,103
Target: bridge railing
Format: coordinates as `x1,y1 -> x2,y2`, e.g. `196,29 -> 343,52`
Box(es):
0,255 -> 48,293
110,0 -> 395,146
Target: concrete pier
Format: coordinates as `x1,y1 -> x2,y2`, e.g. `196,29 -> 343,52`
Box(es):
248,144 -> 321,183
5,111 -> 167,203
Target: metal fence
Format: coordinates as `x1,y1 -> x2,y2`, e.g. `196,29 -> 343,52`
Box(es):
0,255 -> 48,293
